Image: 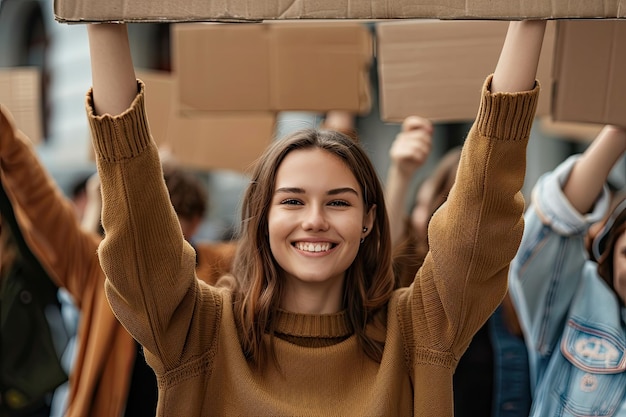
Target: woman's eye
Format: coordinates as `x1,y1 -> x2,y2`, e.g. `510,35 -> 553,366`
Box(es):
329,200 -> 350,207
280,198 -> 302,205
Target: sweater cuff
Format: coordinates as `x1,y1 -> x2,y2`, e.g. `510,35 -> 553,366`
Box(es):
533,154 -> 610,236
85,80 -> 152,163
476,74 -> 540,141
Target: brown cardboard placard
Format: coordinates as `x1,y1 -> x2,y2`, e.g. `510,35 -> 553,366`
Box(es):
54,0 -> 626,23
138,70 -> 276,173
0,67 -> 43,144
173,24 -> 271,113
167,112 -> 276,174
552,20 -> 626,127
376,20 -> 556,123
173,22 -> 372,115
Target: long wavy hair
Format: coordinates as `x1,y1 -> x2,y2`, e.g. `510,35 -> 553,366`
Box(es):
589,194 -> 626,295
231,129 -> 395,367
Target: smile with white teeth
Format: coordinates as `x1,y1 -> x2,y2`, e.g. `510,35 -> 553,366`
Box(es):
294,242 -> 333,252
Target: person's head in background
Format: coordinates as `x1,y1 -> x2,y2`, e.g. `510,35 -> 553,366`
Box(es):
586,190 -> 626,304
162,162 -> 208,242
319,110 -> 359,143
410,146 -> 462,243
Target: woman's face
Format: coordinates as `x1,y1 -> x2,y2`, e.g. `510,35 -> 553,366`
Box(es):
267,148 -> 374,313
613,231 -> 626,303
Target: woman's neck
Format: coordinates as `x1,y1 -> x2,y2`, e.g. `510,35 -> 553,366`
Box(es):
280,278 -> 344,314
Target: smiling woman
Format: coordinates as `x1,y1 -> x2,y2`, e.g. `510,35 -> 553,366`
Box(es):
268,147 -> 375,314
236,130 -> 385,359
85,20 -> 545,416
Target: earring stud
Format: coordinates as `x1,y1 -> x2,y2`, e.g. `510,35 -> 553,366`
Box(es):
363,227 -> 368,233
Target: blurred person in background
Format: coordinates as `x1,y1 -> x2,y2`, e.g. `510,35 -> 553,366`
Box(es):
0,104 -> 235,416
386,116 -> 531,417
509,124 -> 626,416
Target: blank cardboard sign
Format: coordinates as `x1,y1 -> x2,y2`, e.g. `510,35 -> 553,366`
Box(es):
173,22 -> 372,115
54,0 -> 626,23
138,70 -> 276,173
552,20 -> 626,126
377,20 -> 555,123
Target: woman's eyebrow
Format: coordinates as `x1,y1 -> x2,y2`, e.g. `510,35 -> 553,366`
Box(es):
275,187 -> 304,194
274,187 -> 358,196
328,187 -> 359,197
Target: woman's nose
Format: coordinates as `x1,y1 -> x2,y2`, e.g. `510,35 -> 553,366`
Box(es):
302,206 -> 329,231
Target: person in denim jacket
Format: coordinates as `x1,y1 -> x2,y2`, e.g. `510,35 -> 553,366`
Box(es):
509,124 -> 626,416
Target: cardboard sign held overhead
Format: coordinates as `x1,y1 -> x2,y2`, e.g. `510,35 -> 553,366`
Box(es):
552,20 -> 626,127
0,67 -> 43,144
173,22 -> 372,115
138,70 -> 276,173
376,20 -> 555,123
54,0 -> 626,23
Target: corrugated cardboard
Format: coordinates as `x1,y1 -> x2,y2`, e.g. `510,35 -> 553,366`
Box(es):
0,67 -> 43,144
552,20 -> 626,127
376,20 -> 556,123
138,70 -> 276,173
54,0 -> 626,23
174,22 -> 372,115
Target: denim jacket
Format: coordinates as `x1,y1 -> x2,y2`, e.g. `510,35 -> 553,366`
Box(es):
489,304 -> 532,417
508,155 -> 626,416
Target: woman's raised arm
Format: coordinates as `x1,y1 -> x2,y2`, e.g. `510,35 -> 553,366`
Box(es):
87,24 -> 137,116
492,20 -> 546,94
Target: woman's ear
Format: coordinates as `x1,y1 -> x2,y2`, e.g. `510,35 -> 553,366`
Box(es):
362,204 -> 376,238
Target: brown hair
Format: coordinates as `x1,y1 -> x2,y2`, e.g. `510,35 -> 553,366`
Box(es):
162,163 -> 208,222
232,128 -> 394,367
590,194 -> 626,293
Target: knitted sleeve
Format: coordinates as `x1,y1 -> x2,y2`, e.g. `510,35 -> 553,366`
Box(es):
86,81 -> 222,374
396,75 -> 539,368
0,105 -> 101,306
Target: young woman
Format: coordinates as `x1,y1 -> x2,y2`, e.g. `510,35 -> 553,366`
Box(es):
86,19 -> 546,416
509,124 -> 626,416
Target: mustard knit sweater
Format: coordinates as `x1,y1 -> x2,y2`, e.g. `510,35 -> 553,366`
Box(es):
87,75 -> 538,417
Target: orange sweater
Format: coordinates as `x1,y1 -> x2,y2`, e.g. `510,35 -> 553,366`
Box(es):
88,75 -> 538,416
0,105 -> 235,417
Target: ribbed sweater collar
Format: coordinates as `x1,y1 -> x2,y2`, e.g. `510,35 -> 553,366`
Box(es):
273,309 -> 352,338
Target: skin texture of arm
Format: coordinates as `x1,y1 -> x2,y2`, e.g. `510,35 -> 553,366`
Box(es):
491,20 -> 546,94
80,173 -> 103,235
87,24 -> 137,117
562,125 -> 626,214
